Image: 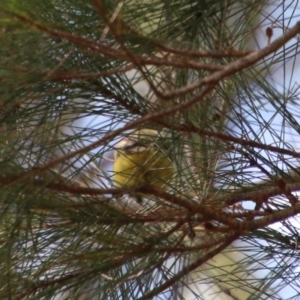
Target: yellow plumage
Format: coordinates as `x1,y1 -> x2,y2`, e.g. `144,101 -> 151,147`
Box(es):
113,129 -> 174,203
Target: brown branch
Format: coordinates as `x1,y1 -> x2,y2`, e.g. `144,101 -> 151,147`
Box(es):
3,166 -> 300,230
10,12 -> 223,72
135,185 -> 198,212
155,44 -> 254,59
162,124 -> 300,160
201,200 -> 300,233
137,185 -> 300,235
162,21 -> 300,99
220,181 -> 300,206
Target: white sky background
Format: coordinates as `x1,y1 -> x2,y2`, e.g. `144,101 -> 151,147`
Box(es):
59,1 -> 300,299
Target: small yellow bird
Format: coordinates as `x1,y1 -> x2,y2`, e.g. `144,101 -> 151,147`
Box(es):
113,129 -> 175,203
